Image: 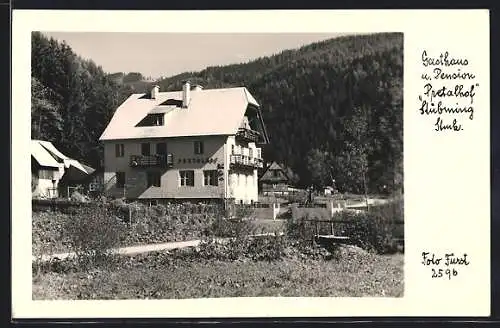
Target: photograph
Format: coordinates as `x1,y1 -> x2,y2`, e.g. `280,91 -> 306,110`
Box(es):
29,31 -> 405,300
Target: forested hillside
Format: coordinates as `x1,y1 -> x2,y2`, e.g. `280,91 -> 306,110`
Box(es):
157,33 -> 403,194
31,32 -> 403,194
31,32 -> 133,168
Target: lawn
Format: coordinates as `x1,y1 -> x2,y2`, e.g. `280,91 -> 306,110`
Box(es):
32,246 -> 403,299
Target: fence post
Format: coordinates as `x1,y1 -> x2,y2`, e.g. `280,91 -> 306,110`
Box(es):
129,206 -> 132,224
312,221 -> 319,246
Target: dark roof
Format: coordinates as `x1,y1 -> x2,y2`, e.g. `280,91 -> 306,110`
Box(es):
259,161 -> 290,183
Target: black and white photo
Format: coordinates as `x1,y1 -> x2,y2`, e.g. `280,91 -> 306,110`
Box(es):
31,31 -> 404,300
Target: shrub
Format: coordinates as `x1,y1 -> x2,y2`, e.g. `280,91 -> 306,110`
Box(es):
33,202 -> 225,256
205,217 -> 254,239
234,204 -> 254,219
63,204 -> 127,270
246,235 -> 287,261
286,199 -> 404,254
194,234 -> 288,262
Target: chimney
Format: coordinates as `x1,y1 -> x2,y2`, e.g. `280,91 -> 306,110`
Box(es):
193,84 -> 203,92
182,80 -> 191,108
151,85 -> 160,99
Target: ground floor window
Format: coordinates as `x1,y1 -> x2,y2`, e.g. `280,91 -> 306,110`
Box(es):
203,170 -> 218,186
180,170 -> 195,186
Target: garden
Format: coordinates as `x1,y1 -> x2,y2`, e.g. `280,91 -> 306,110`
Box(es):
32,197 -> 404,299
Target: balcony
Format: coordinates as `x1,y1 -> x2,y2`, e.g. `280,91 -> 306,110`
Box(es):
236,128 -> 261,143
230,154 -> 264,169
130,154 -> 174,168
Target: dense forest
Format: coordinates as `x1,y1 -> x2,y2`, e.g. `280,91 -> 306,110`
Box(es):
32,32 -> 403,195
156,33 -> 403,194
31,32 -> 134,168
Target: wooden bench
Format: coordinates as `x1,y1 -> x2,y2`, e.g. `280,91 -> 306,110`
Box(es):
309,219 -> 351,246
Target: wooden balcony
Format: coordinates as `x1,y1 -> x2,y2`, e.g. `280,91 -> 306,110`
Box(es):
130,154 -> 174,168
230,154 -> 263,169
236,128 -> 261,143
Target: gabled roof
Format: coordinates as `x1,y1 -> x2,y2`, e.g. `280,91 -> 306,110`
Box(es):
31,139 -> 92,175
267,162 -> 283,171
259,161 -> 290,183
99,87 -> 262,141
31,141 -> 59,168
36,140 -> 69,161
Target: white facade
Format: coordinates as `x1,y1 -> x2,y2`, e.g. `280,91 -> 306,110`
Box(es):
224,136 -> 259,204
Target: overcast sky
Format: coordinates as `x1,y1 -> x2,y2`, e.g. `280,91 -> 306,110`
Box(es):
43,32 -> 349,79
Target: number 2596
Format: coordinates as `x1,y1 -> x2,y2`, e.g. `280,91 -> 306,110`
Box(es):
432,268 -> 458,279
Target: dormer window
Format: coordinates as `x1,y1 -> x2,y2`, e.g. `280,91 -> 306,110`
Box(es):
136,113 -> 165,127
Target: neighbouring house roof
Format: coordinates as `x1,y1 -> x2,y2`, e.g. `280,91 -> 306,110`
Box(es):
99,87 -> 264,141
31,139 -> 93,176
31,141 -> 60,168
266,162 -> 283,171
80,163 -> 96,175
259,161 -> 290,184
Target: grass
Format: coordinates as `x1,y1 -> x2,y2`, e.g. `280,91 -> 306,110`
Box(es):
32,199 -> 404,299
32,247 -> 403,299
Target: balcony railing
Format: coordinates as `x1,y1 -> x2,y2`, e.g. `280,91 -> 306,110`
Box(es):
230,154 -> 264,169
130,154 -> 174,168
236,128 -> 261,143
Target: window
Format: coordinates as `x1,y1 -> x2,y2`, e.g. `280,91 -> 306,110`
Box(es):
116,172 -> 125,188
273,170 -> 279,177
136,113 -> 165,127
154,114 -> 164,126
180,170 -> 195,186
156,142 -> 167,155
231,145 -> 235,154
194,141 -> 204,154
203,170 -> 218,186
147,172 -> 161,187
141,143 -> 150,156
249,148 -> 253,158
115,144 -> 124,157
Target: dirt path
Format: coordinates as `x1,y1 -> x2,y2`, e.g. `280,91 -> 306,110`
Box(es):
33,232 -> 284,263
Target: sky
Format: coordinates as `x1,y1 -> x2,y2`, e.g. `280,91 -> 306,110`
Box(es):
43,32 -> 349,79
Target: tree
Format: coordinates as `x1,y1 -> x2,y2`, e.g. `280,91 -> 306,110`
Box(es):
31,31 -> 403,186
31,32 -> 131,168
306,149 -> 335,189
337,105 -> 370,207
31,77 -> 63,140
284,166 -> 300,186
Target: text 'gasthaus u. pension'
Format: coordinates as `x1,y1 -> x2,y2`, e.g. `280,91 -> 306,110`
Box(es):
418,50 -> 479,132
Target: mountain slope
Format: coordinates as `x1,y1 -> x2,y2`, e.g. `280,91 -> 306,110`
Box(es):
31,32 -> 403,194
31,32 -> 133,168
158,33 -> 403,193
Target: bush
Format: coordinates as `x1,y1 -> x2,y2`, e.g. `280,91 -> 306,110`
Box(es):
33,202 -> 226,257
286,199 -> 404,254
63,204 -> 127,270
194,234 -> 288,262
196,214 -> 288,261
205,217 -> 254,238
